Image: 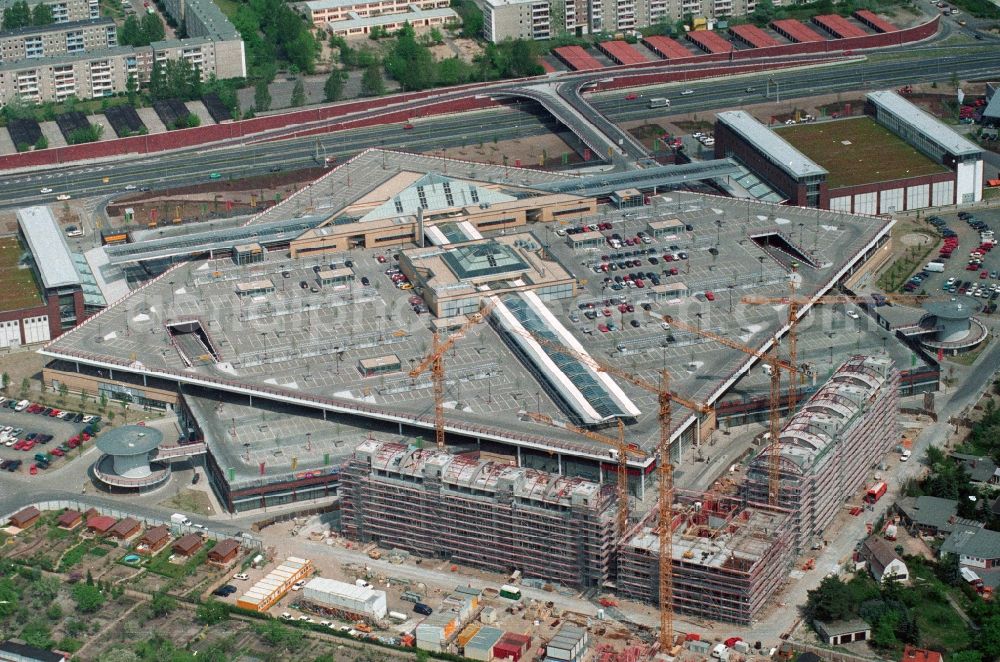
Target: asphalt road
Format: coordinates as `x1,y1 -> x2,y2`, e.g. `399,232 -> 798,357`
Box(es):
3,47 -> 999,208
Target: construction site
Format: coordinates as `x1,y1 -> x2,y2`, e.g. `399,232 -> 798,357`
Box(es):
617,493 -> 795,626
743,353 -> 902,551
30,148 -> 917,652
341,439 -> 618,590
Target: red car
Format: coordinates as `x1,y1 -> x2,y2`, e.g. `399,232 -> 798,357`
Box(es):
705,291 -> 715,301
29,464 -> 37,475
376,255 -> 387,263
597,324 -> 609,333
12,440 -> 25,451
48,409 -> 61,417
22,440 -> 34,451
668,267 -> 679,275
967,264 -> 980,271
981,271 -> 989,279
625,93 -> 637,101
50,448 -> 64,457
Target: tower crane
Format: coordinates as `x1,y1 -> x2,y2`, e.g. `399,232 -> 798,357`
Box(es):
742,287 -> 964,411
409,299 -> 496,449
520,411 -> 646,542
660,315 -> 796,508
506,326 -> 712,651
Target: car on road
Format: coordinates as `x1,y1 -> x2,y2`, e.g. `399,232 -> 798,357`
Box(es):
40,187 -> 53,194
681,89 -> 694,95
212,585 -> 238,597
124,184 -> 137,190
847,310 -> 860,320
64,225 -> 83,238
705,291 -> 715,301
299,281 -> 308,290
361,276 -> 370,286
233,573 -> 249,581
56,194 -> 71,201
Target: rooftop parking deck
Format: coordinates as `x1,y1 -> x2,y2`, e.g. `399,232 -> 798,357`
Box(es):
42,152 -> 895,472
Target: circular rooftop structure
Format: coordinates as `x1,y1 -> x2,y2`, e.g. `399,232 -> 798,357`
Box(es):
915,298 -> 987,353
94,425 -> 165,487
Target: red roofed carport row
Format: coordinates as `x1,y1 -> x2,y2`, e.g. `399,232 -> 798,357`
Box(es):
729,24 -> 782,49
552,46 -> 604,71
686,30 -> 735,54
770,19 -> 826,43
642,35 -> 693,59
812,14 -> 870,39
597,41 -> 648,66
853,9 -> 896,33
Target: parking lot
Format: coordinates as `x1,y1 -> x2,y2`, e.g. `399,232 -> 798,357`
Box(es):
901,208 -> 1000,310
0,398 -> 97,474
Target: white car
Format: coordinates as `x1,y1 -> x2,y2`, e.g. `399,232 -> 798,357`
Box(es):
291,580 -> 306,591
900,449 -> 911,462
124,184 -> 137,190
681,89 -> 694,95
56,194 -> 71,201
692,131 -> 704,139
40,187 -> 53,194
233,573 -> 249,581
846,310 -> 860,320
280,612 -> 293,621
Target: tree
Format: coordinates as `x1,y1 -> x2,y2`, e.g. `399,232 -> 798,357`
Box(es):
980,613 -> 1000,658
19,377 -> 29,399
100,649 -> 139,662
254,80 -> 271,112
71,583 -> 104,613
323,70 -> 345,102
149,592 -> 176,618
750,0 -> 776,26
141,12 -> 165,43
196,599 -> 228,625
125,74 -> 138,106
1,372 -> 9,393
290,78 -> 306,107
45,602 -> 62,621
2,1 -> 31,31
148,60 -> 166,100
386,25 -> 435,91
360,64 -> 384,96
58,383 -> 68,406
805,576 -> 856,622
119,14 -> 142,46
30,2 -> 53,26
20,619 -> 53,649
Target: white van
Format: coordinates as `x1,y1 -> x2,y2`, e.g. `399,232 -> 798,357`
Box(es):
924,262 -> 945,272
14,400 -> 30,412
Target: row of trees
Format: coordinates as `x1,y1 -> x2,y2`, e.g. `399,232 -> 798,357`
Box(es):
118,12 -> 167,48
1,0 -> 53,31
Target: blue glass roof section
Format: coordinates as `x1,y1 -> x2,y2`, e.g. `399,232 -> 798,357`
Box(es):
501,295 -> 628,420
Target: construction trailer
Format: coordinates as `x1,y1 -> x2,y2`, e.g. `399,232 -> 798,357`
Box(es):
743,354 -> 900,551
617,492 -> 795,625
342,440 -> 617,589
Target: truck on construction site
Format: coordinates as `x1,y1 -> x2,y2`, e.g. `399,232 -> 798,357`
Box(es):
864,481 -> 888,504
500,584 -> 522,600
401,591 -> 424,604
171,513 -> 192,526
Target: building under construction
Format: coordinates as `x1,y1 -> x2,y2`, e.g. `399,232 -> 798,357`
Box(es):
617,493 -> 795,625
744,354 -> 900,551
341,440 -> 617,588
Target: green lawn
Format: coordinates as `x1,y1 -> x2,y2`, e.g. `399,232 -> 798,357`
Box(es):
0,237 -> 44,311
906,560 -> 974,651
776,117 -> 948,188
145,539 -> 216,578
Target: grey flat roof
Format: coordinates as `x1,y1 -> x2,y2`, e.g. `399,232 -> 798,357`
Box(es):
0,45 -> 142,72
941,526 -> 1000,560
329,7 -> 457,30
867,90 -> 982,158
0,16 -> 113,38
95,425 -> 163,456
17,206 -> 81,290
716,110 -> 828,180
